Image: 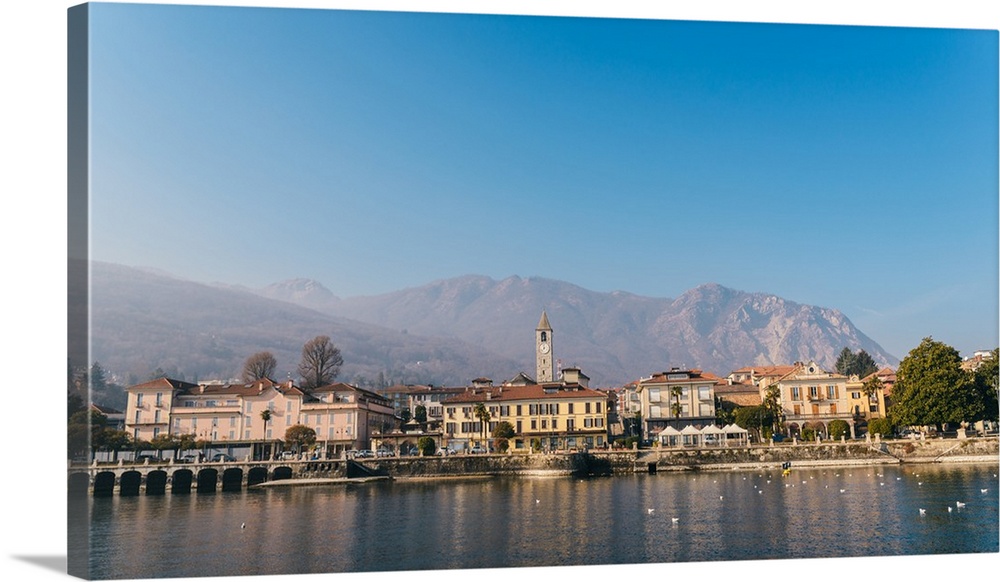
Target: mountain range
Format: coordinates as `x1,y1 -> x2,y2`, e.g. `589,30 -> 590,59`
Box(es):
87,261 -> 897,392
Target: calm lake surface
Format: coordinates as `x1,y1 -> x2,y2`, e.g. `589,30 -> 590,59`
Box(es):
89,463 -> 999,580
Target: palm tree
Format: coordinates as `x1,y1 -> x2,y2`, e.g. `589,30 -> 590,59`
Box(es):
473,403 -> 491,450
260,409 -> 273,459
670,386 -> 683,424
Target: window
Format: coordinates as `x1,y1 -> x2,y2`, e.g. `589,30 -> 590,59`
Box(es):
229,430 -> 235,439
596,402 -> 602,413
540,331 -> 547,342
792,387 -> 801,400
650,405 -> 661,418
568,403 -> 574,414
793,405 -> 801,415
585,402 -> 591,414
827,385 -> 837,399
134,411 -> 141,424
516,405 -> 522,416
245,430 -> 251,439
245,415 -> 252,427
136,393 -> 143,408
516,420 -> 522,432
551,418 -> 558,429
153,428 -> 160,438
285,414 -> 291,426
830,404 -> 837,414
567,418 -> 575,430
541,419 -> 548,429
851,392 -> 861,399
809,386 -> 819,399
155,392 -> 162,406
154,410 -> 161,423
648,388 -> 660,403
698,386 -> 711,400
530,419 -> 537,430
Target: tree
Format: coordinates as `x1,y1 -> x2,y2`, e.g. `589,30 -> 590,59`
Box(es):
398,408 -> 412,426
414,405 -> 427,424
762,384 -> 783,435
298,336 -> 343,389
474,403 -> 491,448
835,348 -> 879,378
284,424 -> 317,452
891,337 -> 981,430
835,348 -> 855,376
734,406 -> 773,441
242,351 -> 277,382
670,385 -> 683,420
492,421 -> 515,453
260,409 -> 273,439
971,348 -> 999,424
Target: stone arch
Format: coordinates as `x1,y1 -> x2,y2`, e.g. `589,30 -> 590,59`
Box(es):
247,467 -> 268,487
92,472 -> 116,497
786,423 -> 801,437
196,468 -> 219,493
272,466 -> 293,481
119,471 -> 142,496
171,469 -> 194,494
145,470 -> 168,495
221,468 -> 244,492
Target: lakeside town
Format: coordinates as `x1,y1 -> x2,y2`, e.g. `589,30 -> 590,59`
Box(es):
72,312 -> 999,467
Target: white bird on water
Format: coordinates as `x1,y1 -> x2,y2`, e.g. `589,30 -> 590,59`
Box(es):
671,517 -> 680,524
647,508 -> 655,514
536,499 -> 540,504
919,508 -> 926,515
981,489 -> 989,494
948,507 -> 953,513
956,501 -> 966,508
241,522 -> 246,529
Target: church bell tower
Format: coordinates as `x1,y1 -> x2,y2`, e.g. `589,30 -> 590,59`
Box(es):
536,311 -> 554,383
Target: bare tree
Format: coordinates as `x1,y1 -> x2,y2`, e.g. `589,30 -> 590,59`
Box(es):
242,351 -> 277,382
298,335 -> 343,390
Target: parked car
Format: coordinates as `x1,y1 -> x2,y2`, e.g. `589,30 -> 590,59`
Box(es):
279,451 -> 298,460
376,448 -> 395,458
469,446 -> 487,454
136,454 -> 159,463
354,449 -> 374,458
212,453 -> 236,462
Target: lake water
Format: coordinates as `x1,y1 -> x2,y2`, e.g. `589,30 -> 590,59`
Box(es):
87,463 -> 999,580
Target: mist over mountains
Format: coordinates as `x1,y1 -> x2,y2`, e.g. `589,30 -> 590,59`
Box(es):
88,262 -> 897,392
257,274 -> 897,386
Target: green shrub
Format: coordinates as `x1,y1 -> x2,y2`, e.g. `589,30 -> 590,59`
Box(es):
828,419 -> 850,439
868,417 -> 894,436
417,436 -> 436,456
801,428 -> 816,442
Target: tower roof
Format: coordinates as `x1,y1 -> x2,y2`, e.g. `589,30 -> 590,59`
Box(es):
536,310 -> 552,331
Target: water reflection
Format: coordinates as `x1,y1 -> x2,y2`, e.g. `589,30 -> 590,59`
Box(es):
89,464 -> 999,579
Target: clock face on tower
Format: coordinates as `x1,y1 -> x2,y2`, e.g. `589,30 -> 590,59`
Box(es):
539,343 -> 550,354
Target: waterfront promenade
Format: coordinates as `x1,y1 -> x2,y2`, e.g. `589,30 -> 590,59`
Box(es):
71,436 -> 998,496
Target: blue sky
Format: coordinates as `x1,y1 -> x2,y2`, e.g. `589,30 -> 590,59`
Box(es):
86,2 -> 998,360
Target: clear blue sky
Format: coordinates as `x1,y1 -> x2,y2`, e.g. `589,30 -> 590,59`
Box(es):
87,2 -> 998,361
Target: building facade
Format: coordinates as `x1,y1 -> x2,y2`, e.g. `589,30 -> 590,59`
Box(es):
774,361 -> 856,439
124,377 -> 395,457
440,379 -> 611,452
635,368 -> 719,439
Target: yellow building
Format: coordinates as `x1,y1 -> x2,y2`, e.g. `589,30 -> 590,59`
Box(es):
774,361 -> 855,439
440,374 -> 611,452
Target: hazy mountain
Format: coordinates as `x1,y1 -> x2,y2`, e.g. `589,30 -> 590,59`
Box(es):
89,262 -> 897,391
88,262 -> 520,389
263,275 -> 898,385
